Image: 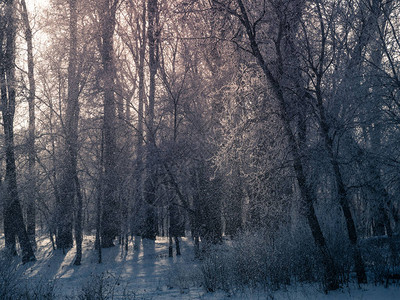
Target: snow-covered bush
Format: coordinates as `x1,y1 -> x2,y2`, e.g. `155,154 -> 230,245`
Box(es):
361,236 -> 399,285
198,227 -> 325,293
18,280 -> 56,300
78,271 -> 120,300
200,244 -> 234,292
233,228 -> 323,288
0,250 -> 55,300
166,262 -> 202,293
0,250 -> 21,299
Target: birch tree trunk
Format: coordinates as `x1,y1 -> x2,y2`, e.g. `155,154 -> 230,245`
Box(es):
142,0 -> 159,240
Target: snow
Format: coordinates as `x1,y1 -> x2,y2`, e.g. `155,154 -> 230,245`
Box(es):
4,235 -> 400,299
19,236 -> 204,299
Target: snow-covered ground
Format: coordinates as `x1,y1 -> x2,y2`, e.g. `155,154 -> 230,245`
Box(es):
3,235 -> 400,299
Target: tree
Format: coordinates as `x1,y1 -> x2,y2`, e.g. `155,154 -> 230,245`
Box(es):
117,0 -> 147,240
0,0 -> 35,263
210,0 -> 339,290
65,0 -> 83,264
56,0 -> 80,252
98,0 -> 120,248
297,0 -> 367,284
20,0 -> 37,248
141,0 -> 159,240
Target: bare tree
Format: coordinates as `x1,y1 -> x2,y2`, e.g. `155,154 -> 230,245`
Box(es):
210,0 -> 339,290
297,0 -> 367,284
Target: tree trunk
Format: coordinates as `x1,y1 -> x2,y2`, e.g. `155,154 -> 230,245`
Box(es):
98,0 -> 120,248
74,174 -> 83,265
175,236 -> 181,256
142,0 -> 159,240
95,132 -> 104,263
57,0 -> 81,251
67,0 -> 83,265
229,0 -> 339,290
314,82 -> 367,284
0,0 -> 35,263
20,0 -> 37,248
169,236 -> 173,257
361,0 -> 398,263
132,0 -> 146,239
365,154 -> 398,263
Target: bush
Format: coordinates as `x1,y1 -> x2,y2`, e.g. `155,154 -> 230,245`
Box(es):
0,250 -> 21,299
78,271 -> 121,300
361,236 -> 400,285
198,227 -> 325,293
18,280 -> 56,300
201,245 -> 234,292
0,250 -> 56,300
166,262 -> 202,293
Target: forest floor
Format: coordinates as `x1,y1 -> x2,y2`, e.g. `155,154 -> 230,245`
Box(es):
2,235 -> 400,299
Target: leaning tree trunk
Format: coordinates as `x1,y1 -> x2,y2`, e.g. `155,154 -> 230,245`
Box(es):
0,0 -> 35,263
314,76 -> 367,284
307,0 -> 367,283
222,0 -> 340,290
311,0 -> 392,284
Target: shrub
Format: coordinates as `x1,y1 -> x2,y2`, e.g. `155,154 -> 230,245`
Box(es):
0,250 -> 56,300
18,280 -> 56,300
0,250 -> 21,299
198,227 -> 325,293
361,236 -> 399,285
78,271 -> 121,300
